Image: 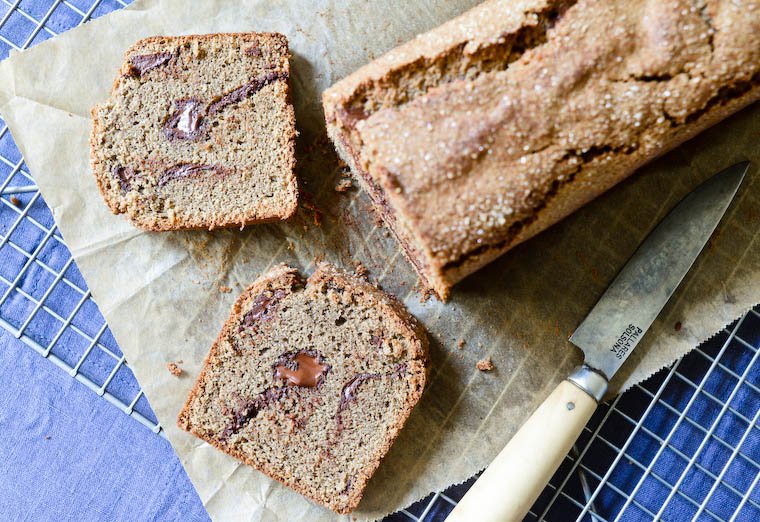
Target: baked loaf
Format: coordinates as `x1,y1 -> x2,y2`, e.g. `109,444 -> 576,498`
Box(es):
91,33 -> 298,230
323,0 -> 760,300
178,263 -> 428,514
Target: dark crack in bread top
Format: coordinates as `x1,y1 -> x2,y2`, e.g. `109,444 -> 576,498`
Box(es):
177,263 -> 428,514
91,33 -> 298,231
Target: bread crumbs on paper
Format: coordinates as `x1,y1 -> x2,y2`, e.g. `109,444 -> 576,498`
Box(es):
477,357 -> 494,372
167,362 -> 183,377
341,208 -> 357,227
354,261 -> 368,278
302,199 -> 322,227
219,285 -> 233,293
335,178 -> 353,192
418,288 -> 434,304
301,193 -> 322,225
457,339 -> 465,349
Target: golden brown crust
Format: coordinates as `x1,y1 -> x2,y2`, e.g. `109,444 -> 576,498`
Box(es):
323,0 -> 760,300
325,123 -> 447,297
90,32 -> 298,231
177,263 -> 428,514
428,86 -> 760,298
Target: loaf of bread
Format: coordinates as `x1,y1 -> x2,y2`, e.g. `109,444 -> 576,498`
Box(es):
91,33 -> 298,231
323,0 -> 760,300
178,263 -> 428,514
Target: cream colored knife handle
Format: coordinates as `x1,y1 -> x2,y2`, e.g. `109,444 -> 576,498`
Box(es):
446,379 -> 598,522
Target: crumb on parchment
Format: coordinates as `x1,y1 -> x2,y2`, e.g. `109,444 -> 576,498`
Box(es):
219,285 -> 233,293
476,357 -> 494,372
302,199 -> 322,227
418,288 -> 434,304
335,178 -> 353,192
167,362 -> 183,377
354,261 -> 368,278
457,339 -> 465,349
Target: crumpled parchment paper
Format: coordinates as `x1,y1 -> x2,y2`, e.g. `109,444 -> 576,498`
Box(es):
0,0 -> 757,520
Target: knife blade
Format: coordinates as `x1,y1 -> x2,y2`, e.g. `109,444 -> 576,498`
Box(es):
446,161 -> 749,522
570,161 -> 749,381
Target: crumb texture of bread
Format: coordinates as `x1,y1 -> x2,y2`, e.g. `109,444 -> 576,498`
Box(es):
322,0 -> 760,299
91,33 -> 298,231
177,263 -> 428,514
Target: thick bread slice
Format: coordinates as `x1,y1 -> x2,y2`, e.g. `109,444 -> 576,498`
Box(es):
178,263 -> 428,514
91,33 -> 298,231
323,0 -> 760,299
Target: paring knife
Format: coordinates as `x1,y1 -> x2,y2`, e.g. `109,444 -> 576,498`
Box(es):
446,161 -> 750,522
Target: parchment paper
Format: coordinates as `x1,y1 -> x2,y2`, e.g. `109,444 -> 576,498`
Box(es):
0,0 -> 758,520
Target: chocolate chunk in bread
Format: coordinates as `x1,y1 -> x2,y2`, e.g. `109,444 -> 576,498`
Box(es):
323,0 -> 760,300
177,263 -> 428,514
91,33 -> 298,231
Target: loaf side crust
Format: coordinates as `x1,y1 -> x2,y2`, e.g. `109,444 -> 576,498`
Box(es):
323,0 -> 760,299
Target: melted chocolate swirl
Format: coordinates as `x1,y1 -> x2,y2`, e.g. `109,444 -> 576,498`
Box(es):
274,350 -> 331,388
163,98 -> 205,141
112,165 -> 137,193
161,71 -> 288,142
128,51 -> 174,77
158,163 -> 228,187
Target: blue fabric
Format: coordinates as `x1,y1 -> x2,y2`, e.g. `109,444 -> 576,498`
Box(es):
588,320 -> 760,522
0,329 -> 209,522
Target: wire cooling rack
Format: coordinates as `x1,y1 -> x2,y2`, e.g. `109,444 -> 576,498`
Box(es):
0,0 -> 158,433
0,1 -> 758,521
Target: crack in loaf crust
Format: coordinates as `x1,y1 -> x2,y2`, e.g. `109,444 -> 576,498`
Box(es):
90,33 -> 298,231
322,0 -> 760,300
177,263 -> 428,514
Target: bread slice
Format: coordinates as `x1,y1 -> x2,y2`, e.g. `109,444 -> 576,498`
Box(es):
177,263 -> 428,514
91,33 -> 298,231
323,0 -> 760,299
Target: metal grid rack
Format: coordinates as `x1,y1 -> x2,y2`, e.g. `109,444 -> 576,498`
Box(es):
0,0 -> 159,434
0,1 -> 758,521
